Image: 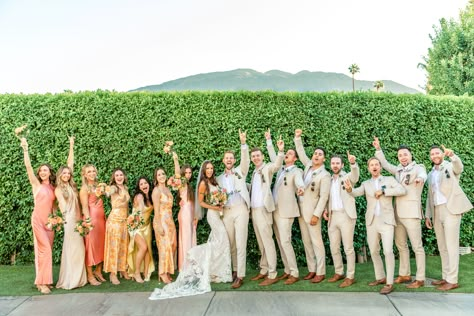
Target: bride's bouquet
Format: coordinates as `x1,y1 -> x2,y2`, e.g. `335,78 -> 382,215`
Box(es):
46,210 -> 65,232
163,141 -> 174,155
206,187 -> 228,218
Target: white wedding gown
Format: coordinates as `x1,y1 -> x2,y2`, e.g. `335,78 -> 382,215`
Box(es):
149,201 -> 232,300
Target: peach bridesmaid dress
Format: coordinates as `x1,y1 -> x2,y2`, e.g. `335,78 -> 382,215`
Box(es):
153,191 -> 176,276
177,187 -> 196,271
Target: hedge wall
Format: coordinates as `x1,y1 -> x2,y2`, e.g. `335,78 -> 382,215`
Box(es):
0,91 -> 473,266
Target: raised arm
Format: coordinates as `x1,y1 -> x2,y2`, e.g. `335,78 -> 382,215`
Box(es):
373,137 -> 397,175
344,178 -> 365,197
67,136 -> 75,172
239,129 -> 250,176
294,129 -> 311,166
20,137 -> 41,190
268,138 -> 284,173
172,152 -> 181,178
265,129 -> 277,163
442,145 -> 464,176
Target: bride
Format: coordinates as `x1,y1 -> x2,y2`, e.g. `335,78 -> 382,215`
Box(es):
149,160 -> 232,300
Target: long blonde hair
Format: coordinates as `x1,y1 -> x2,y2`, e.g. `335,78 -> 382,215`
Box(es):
56,166 -> 78,194
81,164 -> 98,186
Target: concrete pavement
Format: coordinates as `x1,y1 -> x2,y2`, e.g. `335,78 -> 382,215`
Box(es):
2,291 -> 474,316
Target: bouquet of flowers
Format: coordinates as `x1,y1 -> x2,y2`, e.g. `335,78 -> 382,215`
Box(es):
167,175 -> 187,191
74,217 -> 94,236
45,210 -> 65,232
93,182 -> 109,197
163,141 -> 174,155
127,210 -> 145,233
206,187 -> 228,218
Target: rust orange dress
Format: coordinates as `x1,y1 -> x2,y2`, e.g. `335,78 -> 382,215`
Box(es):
84,192 -> 106,266
32,183 -> 55,285
104,188 -> 130,273
153,191 -> 177,275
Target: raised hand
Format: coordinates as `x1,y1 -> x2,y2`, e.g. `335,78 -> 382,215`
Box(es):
264,128 -> 271,140
441,144 -> 453,157
295,129 -> 302,138
239,128 -> 247,144
172,151 -> 179,160
69,135 -> 75,146
347,150 -> 356,164
276,135 -> 284,152
372,136 -> 381,150
343,178 -> 352,192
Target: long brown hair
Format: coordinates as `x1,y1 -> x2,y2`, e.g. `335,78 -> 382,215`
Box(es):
199,161 -> 218,196
36,163 -> 56,185
179,164 -> 194,203
110,168 -> 128,194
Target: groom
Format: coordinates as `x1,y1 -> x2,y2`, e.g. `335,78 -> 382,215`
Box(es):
217,129 -> 250,289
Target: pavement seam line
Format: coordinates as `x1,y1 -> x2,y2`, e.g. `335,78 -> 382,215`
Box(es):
5,296 -> 31,316
386,294 -> 403,316
203,291 -> 217,316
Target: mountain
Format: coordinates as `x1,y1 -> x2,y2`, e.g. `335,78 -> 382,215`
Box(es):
131,68 -> 420,94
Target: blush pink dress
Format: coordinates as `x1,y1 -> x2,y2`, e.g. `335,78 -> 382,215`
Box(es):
32,183 -> 55,285
178,186 -> 196,271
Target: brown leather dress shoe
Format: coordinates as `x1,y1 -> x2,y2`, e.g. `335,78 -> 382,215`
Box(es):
284,276 -> 299,285
259,277 -> 279,286
368,278 -> 386,286
251,273 -> 268,281
232,271 -> 237,282
380,284 -> 393,295
231,277 -> 243,289
406,280 -> 424,289
431,279 -> 447,286
394,275 -> 412,284
339,278 -> 355,288
277,273 -> 290,281
303,272 -> 316,280
310,275 -> 325,283
436,282 -> 459,291
328,274 -> 345,283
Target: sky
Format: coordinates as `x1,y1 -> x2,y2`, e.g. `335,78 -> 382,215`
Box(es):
0,0 -> 469,94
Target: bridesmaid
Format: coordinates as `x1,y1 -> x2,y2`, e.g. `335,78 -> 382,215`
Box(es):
152,168 -> 177,283
79,164 -> 106,285
171,152 -> 196,271
127,177 -> 155,283
104,168 -> 130,285
19,136 -> 57,294
55,136 -> 87,289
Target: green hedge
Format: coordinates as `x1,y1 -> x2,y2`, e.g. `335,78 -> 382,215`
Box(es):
0,91 -> 473,266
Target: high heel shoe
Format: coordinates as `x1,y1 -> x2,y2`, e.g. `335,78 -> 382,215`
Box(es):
159,274 -> 171,284
119,271 -> 131,280
93,271 -> 106,282
88,276 -> 101,286
110,273 -> 120,285
133,273 -> 144,283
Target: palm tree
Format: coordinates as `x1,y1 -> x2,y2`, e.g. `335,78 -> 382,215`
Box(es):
348,64 -> 360,92
374,80 -> 384,92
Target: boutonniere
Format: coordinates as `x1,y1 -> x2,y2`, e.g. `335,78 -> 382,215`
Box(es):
234,172 -> 242,180
404,174 -> 411,185
445,169 -> 450,179
341,180 -> 345,190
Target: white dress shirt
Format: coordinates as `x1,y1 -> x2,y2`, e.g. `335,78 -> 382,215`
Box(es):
431,169 -> 448,206
330,175 -> 344,211
251,165 -> 265,209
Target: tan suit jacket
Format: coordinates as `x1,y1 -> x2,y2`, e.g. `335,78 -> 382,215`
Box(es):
294,137 -> 331,222
250,152 -> 284,212
217,144 -> 250,209
327,164 -> 359,224
350,176 -> 406,226
266,141 -> 304,218
376,150 -> 427,219
425,155 -> 473,219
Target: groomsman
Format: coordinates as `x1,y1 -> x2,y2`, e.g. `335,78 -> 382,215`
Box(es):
345,157 -> 406,294
265,130 -> 304,285
217,129 -> 250,289
373,137 -> 427,289
425,145 -> 473,291
294,129 -> 331,283
322,152 -> 359,288
249,139 -> 284,286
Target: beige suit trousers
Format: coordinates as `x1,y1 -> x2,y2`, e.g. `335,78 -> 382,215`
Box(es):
367,215 -> 395,284
395,216 -> 425,280
298,216 -> 326,275
328,211 -> 356,279
252,207 -> 277,279
434,204 -> 462,284
222,203 -> 249,278
273,208 -> 298,277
